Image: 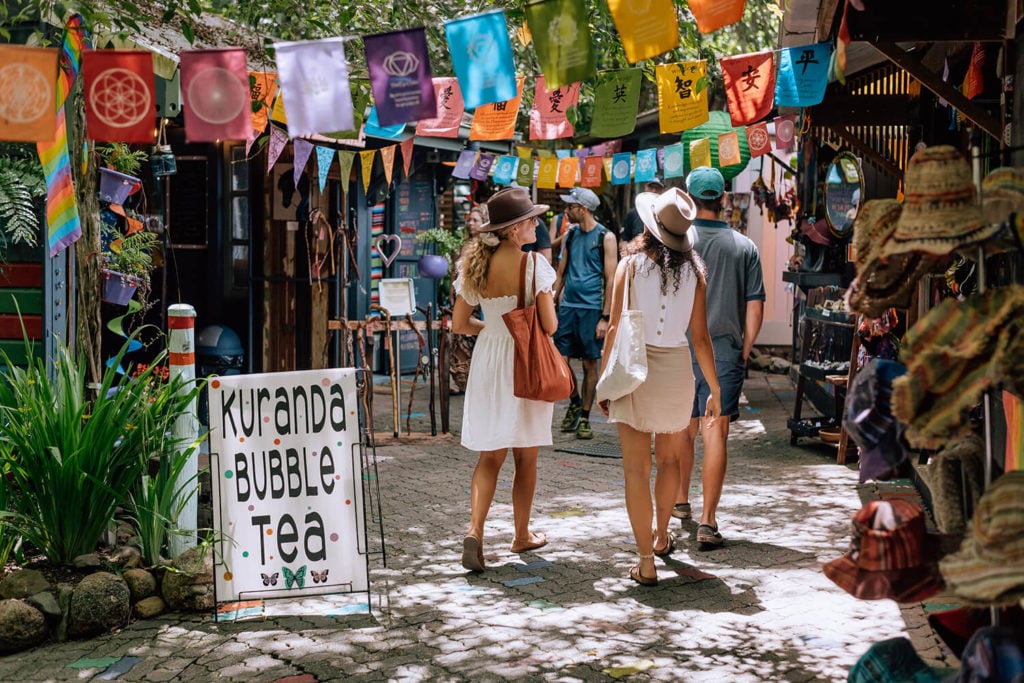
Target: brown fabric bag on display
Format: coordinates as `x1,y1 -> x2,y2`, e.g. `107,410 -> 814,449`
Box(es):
502,253 -> 573,402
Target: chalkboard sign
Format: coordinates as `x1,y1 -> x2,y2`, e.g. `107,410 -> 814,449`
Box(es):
395,174 -> 434,257
169,158 -> 209,246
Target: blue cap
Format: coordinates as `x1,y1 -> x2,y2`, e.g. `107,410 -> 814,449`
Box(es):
686,167 -> 725,200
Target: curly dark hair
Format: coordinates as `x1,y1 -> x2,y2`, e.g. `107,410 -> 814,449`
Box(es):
621,231 -> 707,295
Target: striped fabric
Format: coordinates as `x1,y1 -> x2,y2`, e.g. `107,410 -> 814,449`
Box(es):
37,15 -> 89,257
1005,390 -> 1024,472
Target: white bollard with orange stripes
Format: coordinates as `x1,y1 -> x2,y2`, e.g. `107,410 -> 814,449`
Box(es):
168,304 -> 199,556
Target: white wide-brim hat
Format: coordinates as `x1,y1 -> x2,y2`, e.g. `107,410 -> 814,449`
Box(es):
635,188 -> 697,252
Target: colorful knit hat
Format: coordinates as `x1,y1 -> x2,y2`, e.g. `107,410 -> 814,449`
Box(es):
880,145 -> 992,258
939,471 -> 1024,604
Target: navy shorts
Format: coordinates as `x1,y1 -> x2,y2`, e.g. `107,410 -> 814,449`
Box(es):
553,306 -> 604,360
691,358 -> 746,421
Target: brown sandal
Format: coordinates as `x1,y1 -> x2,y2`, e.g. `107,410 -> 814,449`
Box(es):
629,554 -> 658,586
462,535 -> 485,572
653,529 -> 676,557
510,532 -> 548,553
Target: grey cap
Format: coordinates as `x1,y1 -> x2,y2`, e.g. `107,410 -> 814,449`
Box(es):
559,187 -> 600,211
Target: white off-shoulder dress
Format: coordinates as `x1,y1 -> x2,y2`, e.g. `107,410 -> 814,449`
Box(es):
455,254 -> 557,451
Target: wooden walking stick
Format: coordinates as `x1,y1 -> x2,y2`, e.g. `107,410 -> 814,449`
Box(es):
371,304 -> 399,437
439,306 -> 451,434
423,303 -> 437,436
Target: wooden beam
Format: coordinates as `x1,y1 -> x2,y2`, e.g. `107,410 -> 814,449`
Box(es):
832,126 -> 903,178
812,95 -> 915,127
873,41 -> 1002,141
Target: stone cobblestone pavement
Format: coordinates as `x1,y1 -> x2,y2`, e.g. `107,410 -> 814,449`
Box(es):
0,370 -> 959,682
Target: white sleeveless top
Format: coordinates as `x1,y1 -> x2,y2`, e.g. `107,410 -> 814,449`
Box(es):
626,253 -> 699,348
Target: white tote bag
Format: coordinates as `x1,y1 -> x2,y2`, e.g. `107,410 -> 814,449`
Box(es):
596,258 -> 647,402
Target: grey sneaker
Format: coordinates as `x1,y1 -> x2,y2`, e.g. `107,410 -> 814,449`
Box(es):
560,404 -> 582,432
671,503 -> 691,520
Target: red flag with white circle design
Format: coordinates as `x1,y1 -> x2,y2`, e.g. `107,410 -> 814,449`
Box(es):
83,50 -> 156,143
180,49 -> 251,142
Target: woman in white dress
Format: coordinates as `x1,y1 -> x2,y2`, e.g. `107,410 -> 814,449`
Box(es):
598,188 -> 721,586
453,188 -> 559,572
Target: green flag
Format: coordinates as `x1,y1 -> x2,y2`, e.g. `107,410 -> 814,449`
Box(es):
515,156 -> 536,187
589,69 -> 642,138
526,0 -> 595,90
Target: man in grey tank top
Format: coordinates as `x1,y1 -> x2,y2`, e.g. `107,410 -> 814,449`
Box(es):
673,167 -> 765,548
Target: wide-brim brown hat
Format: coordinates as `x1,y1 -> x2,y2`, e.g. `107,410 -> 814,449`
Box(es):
852,199 -> 903,271
981,166 -> 1024,225
880,145 -> 993,259
635,188 -> 696,253
481,188 -> 549,232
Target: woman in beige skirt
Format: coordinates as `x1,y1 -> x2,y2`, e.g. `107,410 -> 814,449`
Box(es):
598,188 -> 721,586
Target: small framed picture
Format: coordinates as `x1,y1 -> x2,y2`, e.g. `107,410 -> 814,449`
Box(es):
378,278 -> 416,317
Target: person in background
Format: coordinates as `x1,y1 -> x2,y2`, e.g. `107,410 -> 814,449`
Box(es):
621,178 -> 666,243
449,205 -> 487,395
453,188 -> 558,572
599,187 -> 721,586
673,167 -> 765,548
553,187 -> 618,440
548,208 -> 577,267
522,215 -> 553,264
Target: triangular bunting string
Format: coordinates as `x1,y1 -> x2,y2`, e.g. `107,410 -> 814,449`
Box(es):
380,145 -> 396,186
293,138 -> 314,187
400,137 -> 415,179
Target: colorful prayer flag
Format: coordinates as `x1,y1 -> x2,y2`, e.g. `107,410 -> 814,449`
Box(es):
248,72 -> 277,134
581,156 -> 604,187
470,152 -> 495,180
530,77 -> 579,140
293,138 -> 313,188
515,156 -> 535,186
718,131 -> 742,167
364,105 -> 406,139
721,50 -> 775,127
689,138 -> 712,169
662,142 -> 685,178
0,46 -> 58,142
557,156 -> 578,187
359,149 -> 376,192
634,148 -> 658,183
745,122 -> 771,158
445,9 -> 518,110
537,157 -> 559,189
775,43 -> 832,108
469,77 -> 524,141
400,137 -> 415,178
179,48 -> 250,142
266,125 -> 287,174
415,78 -> 464,138
607,0 -> 679,64
590,69 -> 642,138
363,27 -> 436,126
656,61 -> 709,134
963,42 -> 985,100
337,150 -> 355,183
316,145 -> 334,192
452,149 -> 477,179
610,152 -> 632,185
83,50 -> 156,142
274,37 -> 354,137
525,0 -> 595,89
493,155 -> 518,184
774,114 -> 796,150
380,145 -> 396,185
689,0 -> 747,33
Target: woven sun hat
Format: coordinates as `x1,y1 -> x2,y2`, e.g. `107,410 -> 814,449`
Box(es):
852,199 -> 903,272
939,470 -> 1024,604
481,188 -> 549,232
635,187 -> 697,253
822,499 -> 944,604
880,145 -> 992,259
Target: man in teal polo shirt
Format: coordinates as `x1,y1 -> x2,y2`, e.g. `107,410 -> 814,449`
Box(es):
674,167 -> 765,548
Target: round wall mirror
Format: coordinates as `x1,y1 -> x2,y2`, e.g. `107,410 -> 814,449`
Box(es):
823,152 -> 863,238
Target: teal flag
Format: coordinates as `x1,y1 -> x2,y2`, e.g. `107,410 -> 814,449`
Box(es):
775,42 -> 832,107
634,149 -> 658,183
445,10 -> 518,110
525,0 -> 595,90
590,69 -> 642,138
610,153 -> 632,185
493,156 -> 518,185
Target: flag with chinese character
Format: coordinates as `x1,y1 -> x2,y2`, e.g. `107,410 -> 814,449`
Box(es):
364,105 -> 406,139
515,156 -> 535,186
718,131 -> 742,166
493,155 -> 518,184
610,152 -> 632,185
525,0 -> 595,89
83,50 -> 156,142
775,42 -> 831,107
363,27 -> 436,126
537,157 -> 559,189
445,9 -> 517,110
656,61 -> 709,134
180,49 -> 250,142
774,114 -> 796,150
662,142 -> 684,178
470,152 -> 495,180
745,122 -> 771,157
689,0 -> 746,33
634,148 -> 658,182
607,0 -> 678,64
248,72 -> 278,134
452,149 -> 477,179
689,138 -> 711,169
581,156 -> 604,187
530,77 -> 579,140
415,78 -> 464,138
557,156 -> 578,187
721,51 -> 775,126
590,69 -> 642,138
0,46 -> 58,141
274,37 -> 354,137
469,77 -> 524,140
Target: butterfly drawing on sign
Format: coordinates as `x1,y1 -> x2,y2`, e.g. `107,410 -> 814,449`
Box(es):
311,569 -> 329,584
282,565 -> 307,590
261,572 -> 279,586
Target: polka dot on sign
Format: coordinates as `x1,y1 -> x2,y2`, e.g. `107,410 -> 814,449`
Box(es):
242,551 -> 249,558
337,441 -> 342,447
335,475 -> 340,480
264,416 -> 270,422
322,378 -> 330,386
223,572 -> 233,580
248,505 -> 254,511
346,499 -> 351,505
225,471 -> 234,479
239,437 -> 245,443
274,438 -> 281,445
330,533 -> 338,542
269,556 -> 273,560
211,379 -> 220,389
266,529 -> 273,535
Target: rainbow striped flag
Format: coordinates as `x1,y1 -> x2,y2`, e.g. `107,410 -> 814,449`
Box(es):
37,15 -> 89,257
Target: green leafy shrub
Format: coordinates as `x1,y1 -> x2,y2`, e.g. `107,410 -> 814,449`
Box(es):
0,150 -> 45,251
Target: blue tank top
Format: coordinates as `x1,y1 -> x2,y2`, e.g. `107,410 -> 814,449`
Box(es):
561,224 -> 607,310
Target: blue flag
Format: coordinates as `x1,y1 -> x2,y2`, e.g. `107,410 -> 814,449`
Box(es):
611,153 -> 633,185
775,42 -> 832,107
493,156 -> 518,185
364,106 -> 406,139
445,10 -> 518,110
634,149 -> 658,183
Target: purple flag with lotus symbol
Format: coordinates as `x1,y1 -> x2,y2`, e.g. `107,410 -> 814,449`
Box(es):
364,28 -> 436,127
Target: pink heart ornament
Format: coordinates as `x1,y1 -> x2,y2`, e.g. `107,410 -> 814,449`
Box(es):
375,234 -> 402,268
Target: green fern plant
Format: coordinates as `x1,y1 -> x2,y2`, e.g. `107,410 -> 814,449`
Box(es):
0,151 -> 45,249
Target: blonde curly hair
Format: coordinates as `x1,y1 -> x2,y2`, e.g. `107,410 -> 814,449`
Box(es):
455,223 -> 516,298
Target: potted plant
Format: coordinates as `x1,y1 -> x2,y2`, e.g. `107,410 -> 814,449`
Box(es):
97,143 -> 148,205
414,226 -> 464,280
100,228 -> 160,305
